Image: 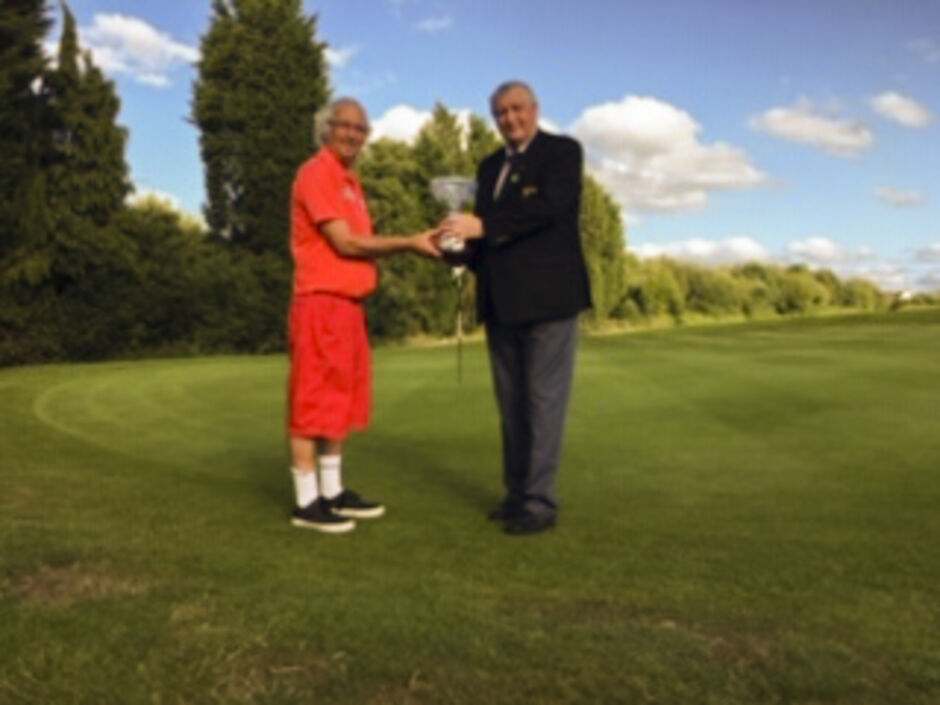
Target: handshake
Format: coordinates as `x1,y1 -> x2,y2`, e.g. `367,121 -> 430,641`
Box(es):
410,212 -> 484,261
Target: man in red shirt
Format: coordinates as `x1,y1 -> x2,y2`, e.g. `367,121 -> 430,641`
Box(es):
288,97 -> 440,533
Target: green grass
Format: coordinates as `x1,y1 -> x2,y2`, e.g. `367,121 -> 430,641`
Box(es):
2,309 -> 939,704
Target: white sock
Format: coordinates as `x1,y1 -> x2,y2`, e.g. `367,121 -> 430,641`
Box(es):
318,455 -> 344,499
291,467 -> 319,508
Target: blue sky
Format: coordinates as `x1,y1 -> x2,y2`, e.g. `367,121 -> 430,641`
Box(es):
45,0 -> 940,291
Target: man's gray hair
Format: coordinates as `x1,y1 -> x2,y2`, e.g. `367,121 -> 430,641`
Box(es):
313,97 -> 369,145
489,80 -> 538,114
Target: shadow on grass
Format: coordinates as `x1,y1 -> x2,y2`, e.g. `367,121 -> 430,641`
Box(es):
357,430 -> 496,514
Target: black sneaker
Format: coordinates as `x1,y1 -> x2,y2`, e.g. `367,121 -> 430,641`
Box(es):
504,510 -> 556,536
291,498 -> 356,533
324,490 -> 386,519
488,498 -> 523,521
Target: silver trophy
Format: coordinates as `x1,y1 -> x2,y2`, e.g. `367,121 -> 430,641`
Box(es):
430,176 -> 476,253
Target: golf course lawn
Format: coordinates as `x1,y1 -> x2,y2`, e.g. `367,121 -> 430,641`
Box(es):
1,309 -> 938,704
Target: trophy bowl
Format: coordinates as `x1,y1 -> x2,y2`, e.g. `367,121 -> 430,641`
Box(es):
431,176 -> 476,253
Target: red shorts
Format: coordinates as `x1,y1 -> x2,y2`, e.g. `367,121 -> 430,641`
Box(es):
287,294 -> 372,439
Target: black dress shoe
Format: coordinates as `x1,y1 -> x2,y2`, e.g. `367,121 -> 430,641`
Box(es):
504,510 -> 556,535
487,499 -> 522,521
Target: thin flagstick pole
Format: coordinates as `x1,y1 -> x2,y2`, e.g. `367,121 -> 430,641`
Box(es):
457,272 -> 463,383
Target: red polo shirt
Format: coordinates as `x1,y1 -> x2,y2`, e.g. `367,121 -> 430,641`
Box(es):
290,147 -> 378,299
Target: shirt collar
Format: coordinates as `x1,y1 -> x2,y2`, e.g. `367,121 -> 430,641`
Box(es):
504,130 -> 538,159
322,146 -> 357,178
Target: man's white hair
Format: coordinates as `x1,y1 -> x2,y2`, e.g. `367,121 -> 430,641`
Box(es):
313,97 -> 369,145
489,80 -> 538,115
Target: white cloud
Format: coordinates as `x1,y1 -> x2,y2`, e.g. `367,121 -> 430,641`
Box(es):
325,44 -> 361,69
570,95 -> 765,215
137,72 -> 170,88
870,91 -> 933,128
849,263 -> 910,292
369,105 -> 431,143
905,244 -> 940,292
749,98 -> 874,156
784,239 -> 940,292
873,186 -> 925,207
416,16 -> 454,33
630,236 -> 771,265
787,236 -> 872,265
538,117 -> 562,134
916,270 -> 940,290
369,104 -> 474,145
627,234 -> 939,292
914,243 -> 940,261
78,13 -> 198,87
909,38 -> 940,64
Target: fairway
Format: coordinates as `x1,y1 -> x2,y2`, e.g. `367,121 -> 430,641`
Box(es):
2,310 -> 939,704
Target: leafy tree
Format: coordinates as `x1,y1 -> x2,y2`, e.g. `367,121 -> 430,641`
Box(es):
841,278 -> 882,310
192,0 -> 329,256
359,106 -> 481,340
679,264 -> 744,315
113,199 -> 211,352
731,262 -> 783,317
610,252 -> 644,321
114,197 -> 290,355
580,174 -> 627,321
466,114 -> 501,168
629,258 -> 685,322
413,104 -> 474,183
813,268 -> 843,303
357,139 -> 432,339
777,265 -> 830,313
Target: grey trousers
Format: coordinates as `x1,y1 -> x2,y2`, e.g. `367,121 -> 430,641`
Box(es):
485,315 -> 579,519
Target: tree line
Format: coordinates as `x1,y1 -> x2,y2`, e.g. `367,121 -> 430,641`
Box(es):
1,0 -> 924,367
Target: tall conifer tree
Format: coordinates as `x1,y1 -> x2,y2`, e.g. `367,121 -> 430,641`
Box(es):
45,4 -> 134,358
4,3 -> 130,286
44,4 -> 129,230
192,0 -> 329,255
1,3 -> 135,362
0,0 -> 51,258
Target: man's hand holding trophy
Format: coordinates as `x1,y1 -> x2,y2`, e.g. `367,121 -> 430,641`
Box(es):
430,176 -> 480,256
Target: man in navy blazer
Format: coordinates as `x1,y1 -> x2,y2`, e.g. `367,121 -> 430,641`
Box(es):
442,80 -> 592,534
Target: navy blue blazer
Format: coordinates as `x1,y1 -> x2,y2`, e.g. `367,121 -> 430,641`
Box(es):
468,130 -> 593,325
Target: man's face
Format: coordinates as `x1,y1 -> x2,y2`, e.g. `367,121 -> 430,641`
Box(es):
493,87 -> 539,149
326,103 -> 369,166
